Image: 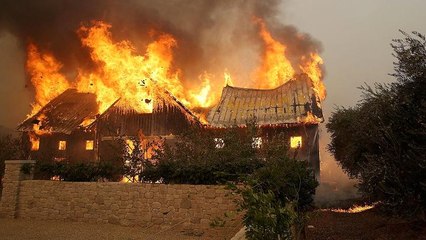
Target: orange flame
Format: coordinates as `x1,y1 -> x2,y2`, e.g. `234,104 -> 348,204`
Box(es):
26,44 -> 70,116
300,53 -> 326,100
327,203 -> 377,213
253,18 -> 295,89
25,18 -> 326,127
29,132 -> 40,151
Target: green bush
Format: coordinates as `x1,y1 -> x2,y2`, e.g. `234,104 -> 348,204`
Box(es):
141,123 -> 265,184
231,157 -> 318,240
35,161 -> 121,182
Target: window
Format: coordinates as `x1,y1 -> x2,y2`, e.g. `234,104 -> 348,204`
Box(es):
290,136 -> 302,149
86,140 -> 94,150
31,139 -> 40,151
58,140 -> 67,150
214,138 -> 225,149
252,137 -> 262,149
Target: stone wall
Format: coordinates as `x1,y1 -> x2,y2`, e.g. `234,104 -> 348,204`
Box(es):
17,181 -> 238,230
0,160 -> 35,218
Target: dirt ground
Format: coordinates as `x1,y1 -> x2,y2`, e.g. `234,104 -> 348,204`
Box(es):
1,210 -> 425,240
306,209 -> 426,240
0,218 -> 238,240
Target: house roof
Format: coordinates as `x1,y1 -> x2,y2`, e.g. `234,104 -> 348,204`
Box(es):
207,74 -> 323,127
18,88 -> 201,134
18,89 -> 99,134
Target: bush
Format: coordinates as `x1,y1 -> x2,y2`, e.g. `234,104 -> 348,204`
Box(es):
141,123 -> 265,184
35,161 -> 121,182
231,157 -> 318,240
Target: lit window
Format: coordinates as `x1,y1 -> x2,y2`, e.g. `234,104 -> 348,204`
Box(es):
290,136 -> 302,148
30,136 -> 40,151
86,140 -> 94,150
252,137 -> 262,149
214,138 -> 225,149
58,141 -> 67,150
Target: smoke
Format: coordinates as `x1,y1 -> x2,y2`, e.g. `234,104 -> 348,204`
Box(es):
0,0 -> 322,87
315,125 -> 360,207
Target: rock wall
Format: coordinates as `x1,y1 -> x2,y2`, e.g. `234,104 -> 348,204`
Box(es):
18,181 -> 239,231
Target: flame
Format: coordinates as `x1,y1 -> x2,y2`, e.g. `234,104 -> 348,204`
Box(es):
25,18 -> 326,128
254,18 -> 295,89
327,203 -> 377,213
77,21 -> 185,113
29,132 -> 40,151
224,69 -> 233,86
300,53 -> 326,100
189,72 -> 218,109
26,44 -> 70,116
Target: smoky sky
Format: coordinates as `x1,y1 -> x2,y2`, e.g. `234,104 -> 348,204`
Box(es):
0,0 -> 321,87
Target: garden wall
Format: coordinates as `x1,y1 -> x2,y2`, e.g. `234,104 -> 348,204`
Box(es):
0,160 -> 240,235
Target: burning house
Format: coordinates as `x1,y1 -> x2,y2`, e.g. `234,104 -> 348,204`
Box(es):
18,88 -> 201,163
207,74 -> 323,175
12,8 -> 327,177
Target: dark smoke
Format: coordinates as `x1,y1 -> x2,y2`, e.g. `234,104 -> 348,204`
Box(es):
0,0 -> 322,86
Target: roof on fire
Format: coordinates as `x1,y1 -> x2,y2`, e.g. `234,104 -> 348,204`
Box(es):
17,89 -> 99,134
207,74 -> 324,127
18,88 -> 201,134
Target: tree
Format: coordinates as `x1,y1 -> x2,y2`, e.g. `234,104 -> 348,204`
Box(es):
327,31 -> 426,218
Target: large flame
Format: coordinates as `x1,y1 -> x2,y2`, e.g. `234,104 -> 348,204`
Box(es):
25,18 -> 326,129
253,18 -> 295,89
26,44 -> 70,116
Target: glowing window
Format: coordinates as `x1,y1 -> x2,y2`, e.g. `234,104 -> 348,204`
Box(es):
290,136 -> 302,149
58,141 -> 67,150
252,137 -> 262,149
31,139 -> 40,151
214,138 -> 225,149
86,140 -> 94,150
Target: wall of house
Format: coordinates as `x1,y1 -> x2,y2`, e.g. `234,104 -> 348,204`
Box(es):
27,131 -> 97,163
0,161 -> 240,235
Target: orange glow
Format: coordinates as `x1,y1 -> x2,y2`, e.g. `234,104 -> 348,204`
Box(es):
300,53 -> 326,100
26,44 -> 70,117
29,132 -> 40,151
25,18 -> 326,126
58,140 -> 67,150
290,136 -> 302,148
254,18 -> 295,89
85,140 -> 94,150
328,203 -> 377,213
224,69 -> 233,86
189,72 -> 217,109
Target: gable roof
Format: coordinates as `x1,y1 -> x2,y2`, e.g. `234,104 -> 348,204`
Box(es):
207,74 -> 323,127
18,88 -> 201,134
18,89 -> 99,134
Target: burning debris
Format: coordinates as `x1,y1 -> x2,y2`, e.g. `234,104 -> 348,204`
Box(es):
323,203 -> 378,214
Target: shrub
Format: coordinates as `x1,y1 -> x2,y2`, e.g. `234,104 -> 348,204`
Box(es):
231,157 -> 318,240
35,161 -> 121,182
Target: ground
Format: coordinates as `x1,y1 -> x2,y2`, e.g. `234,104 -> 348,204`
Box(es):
0,218 -> 237,240
306,209 -> 426,240
1,210 -> 425,240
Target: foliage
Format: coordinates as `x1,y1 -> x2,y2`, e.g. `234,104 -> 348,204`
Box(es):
35,161 -> 121,182
327,31 -> 426,218
230,157 -> 318,240
141,121 -> 265,184
141,119 -> 318,238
